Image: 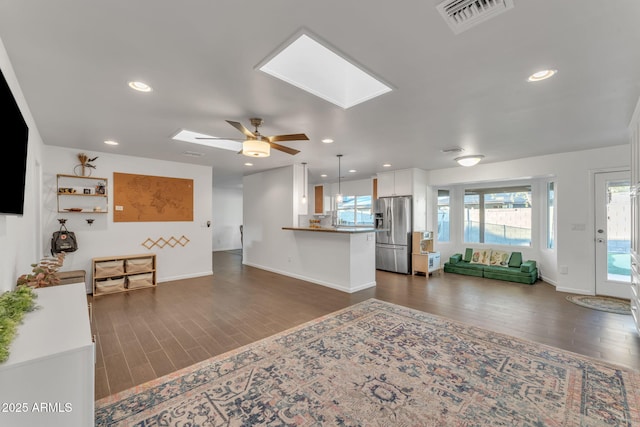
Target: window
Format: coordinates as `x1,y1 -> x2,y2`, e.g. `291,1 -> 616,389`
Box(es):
437,190 -> 450,242
547,182 -> 555,249
464,186 -> 532,246
336,195 -> 374,226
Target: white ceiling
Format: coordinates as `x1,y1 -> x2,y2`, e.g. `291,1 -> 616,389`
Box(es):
1,1 -> 639,186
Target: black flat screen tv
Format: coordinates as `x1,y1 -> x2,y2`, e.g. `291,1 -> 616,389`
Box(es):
0,67 -> 29,215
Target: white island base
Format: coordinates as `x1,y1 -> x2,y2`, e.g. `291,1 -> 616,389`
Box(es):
281,227 -> 376,293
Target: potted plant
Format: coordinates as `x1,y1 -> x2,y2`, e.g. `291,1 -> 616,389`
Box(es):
16,253 -> 66,288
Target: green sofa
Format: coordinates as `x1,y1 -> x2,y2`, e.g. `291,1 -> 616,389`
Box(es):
443,248 -> 538,285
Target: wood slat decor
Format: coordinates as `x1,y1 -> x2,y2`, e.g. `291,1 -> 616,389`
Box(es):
113,172 -> 193,222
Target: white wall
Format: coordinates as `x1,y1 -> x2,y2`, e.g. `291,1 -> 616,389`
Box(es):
0,37 -> 46,293
44,147 -> 213,289
243,166 -> 296,271
212,184 -> 243,251
428,145 -> 629,295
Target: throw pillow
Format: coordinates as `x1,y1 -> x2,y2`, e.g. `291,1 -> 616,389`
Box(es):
470,249 -> 491,265
509,252 -> 523,268
490,250 -> 510,267
463,248 -> 473,263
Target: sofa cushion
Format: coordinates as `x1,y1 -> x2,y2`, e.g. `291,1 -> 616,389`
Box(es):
520,260 -> 537,273
489,250 -> 510,267
449,254 -> 462,264
470,249 -> 491,265
508,252 -> 523,268
463,248 -> 473,262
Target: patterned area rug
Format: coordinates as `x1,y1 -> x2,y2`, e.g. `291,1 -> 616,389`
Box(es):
95,299 -> 640,426
566,294 -> 632,315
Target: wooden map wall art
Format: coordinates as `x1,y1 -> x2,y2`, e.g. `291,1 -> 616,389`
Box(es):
113,172 -> 193,222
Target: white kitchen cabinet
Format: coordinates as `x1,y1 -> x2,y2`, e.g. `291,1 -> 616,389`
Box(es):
0,283 -> 94,427
377,169 -> 414,197
293,163 -> 308,216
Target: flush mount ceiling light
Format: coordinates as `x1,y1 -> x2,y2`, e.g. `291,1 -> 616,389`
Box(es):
455,155 -> 485,167
321,174 -> 327,178
527,69 -> 557,82
322,138 -> 334,144
244,162 -> 253,166
128,81 -> 152,92
104,140 -> 119,146
383,163 -> 392,168
242,139 -> 270,157
258,32 -> 392,109
172,129 -> 242,152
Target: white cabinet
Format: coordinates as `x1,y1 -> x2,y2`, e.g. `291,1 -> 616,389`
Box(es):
294,163 -> 308,216
377,169 -> 413,197
0,283 -> 94,427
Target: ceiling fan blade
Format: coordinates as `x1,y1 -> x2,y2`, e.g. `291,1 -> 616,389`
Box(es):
269,142 -> 300,155
226,120 -> 255,138
195,136 -> 243,141
267,133 -> 309,143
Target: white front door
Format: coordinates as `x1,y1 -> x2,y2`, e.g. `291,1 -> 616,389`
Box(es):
595,171 -> 631,298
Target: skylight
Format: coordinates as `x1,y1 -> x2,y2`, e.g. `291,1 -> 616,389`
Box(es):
171,129 -> 242,152
258,33 -> 392,109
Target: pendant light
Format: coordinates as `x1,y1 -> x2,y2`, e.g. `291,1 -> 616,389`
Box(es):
336,154 -> 343,203
301,162 -> 307,204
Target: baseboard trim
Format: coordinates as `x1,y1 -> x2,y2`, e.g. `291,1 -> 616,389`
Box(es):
556,286 -> 593,296
540,275 -> 557,286
158,271 -> 213,283
242,261 -> 375,294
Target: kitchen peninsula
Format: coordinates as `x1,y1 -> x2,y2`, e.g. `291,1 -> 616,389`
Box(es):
282,226 -> 377,293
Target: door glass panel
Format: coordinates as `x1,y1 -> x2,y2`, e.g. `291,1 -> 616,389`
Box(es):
607,180 -> 631,282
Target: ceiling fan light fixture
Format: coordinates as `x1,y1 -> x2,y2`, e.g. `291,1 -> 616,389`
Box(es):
242,139 -> 270,157
455,155 -> 484,167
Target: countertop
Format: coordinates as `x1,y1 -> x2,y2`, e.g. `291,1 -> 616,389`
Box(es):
282,227 -> 380,234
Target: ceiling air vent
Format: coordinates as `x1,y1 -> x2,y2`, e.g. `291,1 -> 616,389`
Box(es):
437,0 -> 514,34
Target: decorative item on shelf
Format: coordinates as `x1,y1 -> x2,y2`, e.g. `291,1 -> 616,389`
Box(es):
16,252 -> 66,288
74,153 -> 98,177
93,206 -> 102,212
64,208 -> 83,212
95,181 -> 106,195
58,187 -> 77,194
309,218 -> 321,228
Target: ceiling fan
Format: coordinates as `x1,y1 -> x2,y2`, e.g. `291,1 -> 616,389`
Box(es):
197,118 -> 309,157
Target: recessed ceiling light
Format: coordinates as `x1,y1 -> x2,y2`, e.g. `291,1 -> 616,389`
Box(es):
128,81 -> 152,92
104,140 -> 119,146
348,169 -> 357,173
244,162 -> 253,166
258,33 -> 392,109
527,69 -> 557,82
320,174 -> 327,178
322,138 -> 334,144
383,163 -> 392,168
172,129 -> 242,152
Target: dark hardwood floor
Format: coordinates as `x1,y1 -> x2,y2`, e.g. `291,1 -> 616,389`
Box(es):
91,250 -> 640,400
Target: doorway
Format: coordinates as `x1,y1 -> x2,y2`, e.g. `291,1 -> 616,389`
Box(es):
594,170 -> 631,298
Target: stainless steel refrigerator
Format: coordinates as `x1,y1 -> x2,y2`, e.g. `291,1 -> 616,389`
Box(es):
375,196 -> 412,274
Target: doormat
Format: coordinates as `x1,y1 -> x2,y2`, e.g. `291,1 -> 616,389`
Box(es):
566,294 -> 631,315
